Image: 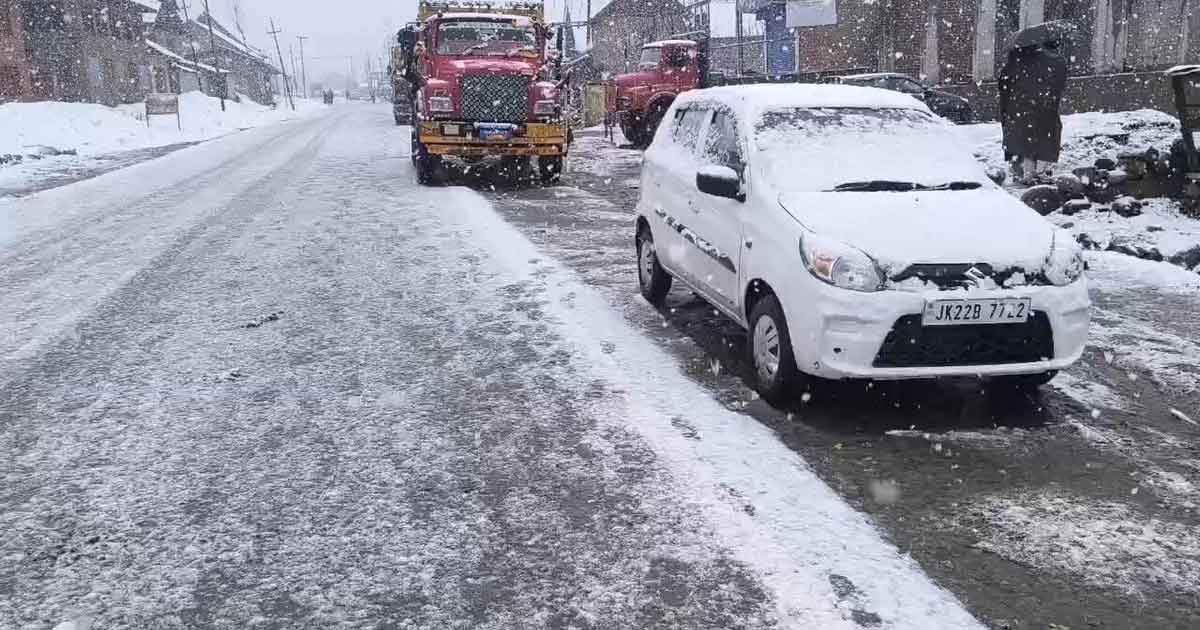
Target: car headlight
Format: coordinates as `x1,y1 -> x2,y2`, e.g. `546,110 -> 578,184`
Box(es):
1045,230 -> 1085,286
533,99 -> 558,115
799,232 -> 884,292
427,96 -> 453,113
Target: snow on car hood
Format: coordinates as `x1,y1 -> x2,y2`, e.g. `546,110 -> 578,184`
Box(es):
777,189 -> 1054,273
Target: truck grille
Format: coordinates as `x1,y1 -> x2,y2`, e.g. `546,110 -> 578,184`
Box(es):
460,75 -> 529,123
872,312 -> 1054,368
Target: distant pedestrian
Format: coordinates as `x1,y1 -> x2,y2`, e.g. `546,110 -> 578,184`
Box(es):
998,40 -> 1068,185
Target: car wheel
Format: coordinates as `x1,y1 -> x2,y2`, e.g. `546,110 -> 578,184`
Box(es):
991,371 -> 1058,391
748,295 -> 805,403
636,226 -> 672,305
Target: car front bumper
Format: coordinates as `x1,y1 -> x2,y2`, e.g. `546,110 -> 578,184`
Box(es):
783,279 -> 1091,380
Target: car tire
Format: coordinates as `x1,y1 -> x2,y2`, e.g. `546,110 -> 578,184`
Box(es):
748,295 -> 806,404
636,226 -> 672,305
538,156 -> 564,184
992,371 -> 1058,391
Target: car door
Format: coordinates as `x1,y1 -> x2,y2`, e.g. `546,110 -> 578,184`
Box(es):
646,103 -> 709,277
687,106 -> 745,312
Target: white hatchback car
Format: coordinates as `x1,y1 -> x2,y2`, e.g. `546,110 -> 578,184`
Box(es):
634,84 -> 1090,401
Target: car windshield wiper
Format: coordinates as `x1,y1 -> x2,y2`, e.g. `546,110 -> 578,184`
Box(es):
829,180 -> 983,192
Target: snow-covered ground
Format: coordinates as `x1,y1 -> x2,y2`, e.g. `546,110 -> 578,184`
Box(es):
956,110 -> 1200,277
0,106 -> 984,629
0,92 -> 324,193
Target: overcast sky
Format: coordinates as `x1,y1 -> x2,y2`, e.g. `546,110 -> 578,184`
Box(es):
198,0 -> 750,84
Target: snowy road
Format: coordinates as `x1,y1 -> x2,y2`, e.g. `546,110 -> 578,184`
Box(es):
1,106 -> 985,628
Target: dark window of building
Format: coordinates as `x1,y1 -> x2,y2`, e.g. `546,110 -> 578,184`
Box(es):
22,1 -> 67,32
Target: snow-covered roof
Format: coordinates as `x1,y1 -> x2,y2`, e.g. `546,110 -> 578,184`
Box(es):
145,39 -> 230,74
675,84 -> 931,120
1164,65 -> 1200,77
429,12 -> 533,25
643,39 -> 698,48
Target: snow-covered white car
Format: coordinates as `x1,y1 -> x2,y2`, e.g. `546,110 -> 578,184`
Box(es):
634,84 -> 1090,400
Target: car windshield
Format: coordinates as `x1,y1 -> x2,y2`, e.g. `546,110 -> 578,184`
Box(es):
754,107 -> 987,192
436,20 -> 538,56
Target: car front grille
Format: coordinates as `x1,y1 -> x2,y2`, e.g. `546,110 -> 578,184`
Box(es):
460,74 -> 529,123
872,311 -> 1054,368
890,263 -> 1049,290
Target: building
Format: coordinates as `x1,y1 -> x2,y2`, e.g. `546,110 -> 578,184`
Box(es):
145,1 -> 279,105
588,0 -> 690,75
9,0 -> 156,105
0,0 -> 31,102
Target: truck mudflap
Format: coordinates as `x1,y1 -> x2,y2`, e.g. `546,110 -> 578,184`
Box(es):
418,121 -> 568,157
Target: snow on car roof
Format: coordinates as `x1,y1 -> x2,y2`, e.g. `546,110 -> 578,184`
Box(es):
674,83 -> 933,120
643,39 -> 698,48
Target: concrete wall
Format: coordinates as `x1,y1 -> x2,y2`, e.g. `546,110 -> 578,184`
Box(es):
0,0 -> 32,101
939,70 -> 1178,119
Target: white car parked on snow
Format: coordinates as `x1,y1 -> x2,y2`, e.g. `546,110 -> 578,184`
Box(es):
634,84 -> 1090,401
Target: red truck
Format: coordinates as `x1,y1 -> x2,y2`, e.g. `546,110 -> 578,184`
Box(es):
607,39 -> 704,148
395,0 -> 570,184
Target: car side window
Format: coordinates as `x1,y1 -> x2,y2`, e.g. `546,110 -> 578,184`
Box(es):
700,109 -> 742,171
889,77 -> 924,94
673,106 -> 708,153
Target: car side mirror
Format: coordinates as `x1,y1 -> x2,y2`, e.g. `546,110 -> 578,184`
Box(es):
697,164 -> 743,201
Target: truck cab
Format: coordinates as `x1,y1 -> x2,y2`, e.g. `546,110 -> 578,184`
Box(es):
397,1 -> 569,184
608,40 -> 702,147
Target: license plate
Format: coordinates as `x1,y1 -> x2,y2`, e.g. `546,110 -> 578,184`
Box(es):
477,125 -> 512,141
441,124 -> 460,136
922,297 -> 1031,326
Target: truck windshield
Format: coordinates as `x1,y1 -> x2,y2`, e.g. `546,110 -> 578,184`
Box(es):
436,20 -> 538,56
638,47 -> 662,70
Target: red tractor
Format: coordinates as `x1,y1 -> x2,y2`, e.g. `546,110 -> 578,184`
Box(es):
606,39 -> 705,147
396,0 -> 571,184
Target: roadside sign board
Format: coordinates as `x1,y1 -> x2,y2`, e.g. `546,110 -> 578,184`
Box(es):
146,93 -> 182,130
786,0 -> 837,28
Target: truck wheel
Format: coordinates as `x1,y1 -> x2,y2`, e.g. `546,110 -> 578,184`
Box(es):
538,156 -> 563,184
414,140 -> 440,185
638,102 -> 668,148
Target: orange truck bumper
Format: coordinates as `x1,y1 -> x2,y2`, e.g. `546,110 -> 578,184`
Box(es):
418,121 -> 568,157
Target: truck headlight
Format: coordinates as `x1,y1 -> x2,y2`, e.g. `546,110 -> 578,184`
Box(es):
428,96 -> 453,113
533,100 -> 558,115
800,232 -> 884,292
1045,230 -> 1085,286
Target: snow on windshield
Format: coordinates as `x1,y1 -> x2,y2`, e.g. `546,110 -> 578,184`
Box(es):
754,107 -> 989,192
436,20 -> 537,56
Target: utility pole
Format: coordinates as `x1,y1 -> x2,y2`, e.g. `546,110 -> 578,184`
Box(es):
268,19 -> 295,110
297,35 -> 309,99
366,56 -> 375,102
735,4 -> 743,76
178,0 -> 205,94
200,0 -> 225,111
289,45 -> 300,97
586,0 -> 591,46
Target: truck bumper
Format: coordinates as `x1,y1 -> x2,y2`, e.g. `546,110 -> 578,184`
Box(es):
418,121 -> 568,157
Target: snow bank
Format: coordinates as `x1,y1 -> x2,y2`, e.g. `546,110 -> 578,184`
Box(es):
956,109 -> 1181,175
0,92 -> 322,157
